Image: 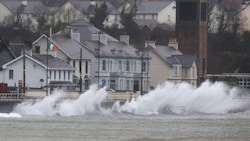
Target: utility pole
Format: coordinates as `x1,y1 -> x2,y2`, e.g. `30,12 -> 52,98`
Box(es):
22,54 -> 25,95
97,32 -> 101,86
141,52 -> 143,95
79,48 -> 82,94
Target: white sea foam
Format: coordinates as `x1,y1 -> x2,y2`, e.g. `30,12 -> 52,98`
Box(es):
0,112 -> 22,118
13,84 -> 108,116
116,81 -> 250,115
13,81 -> 250,116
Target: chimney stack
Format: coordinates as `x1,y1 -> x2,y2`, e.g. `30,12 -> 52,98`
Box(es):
91,32 -> 108,45
145,40 -> 156,48
120,35 -> 129,45
168,38 -> 178,50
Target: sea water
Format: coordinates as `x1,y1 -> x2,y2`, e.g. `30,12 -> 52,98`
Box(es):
0,81 -> 250,141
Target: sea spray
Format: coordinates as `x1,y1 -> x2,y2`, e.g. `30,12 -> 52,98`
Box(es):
13,81 -> 250,116
13,85 -> 108,116
57,85 -> 108,116
0,113 -> 22,118
116,81 -> 250,115
13,90 -> 63,116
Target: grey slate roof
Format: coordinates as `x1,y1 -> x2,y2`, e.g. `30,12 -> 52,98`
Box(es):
82,40 -> 141,58
126,0 -> 173,14
69,19 -> 118,42
134,19 -> 175,31
33,54 -> 74,70
50,35 -> 93,60
151,45 -> 196,67
0,0 -> 48,14
153,45 -> 182,58
167,55 -> 196,68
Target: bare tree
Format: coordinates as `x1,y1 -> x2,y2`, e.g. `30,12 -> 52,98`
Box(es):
208,0 -> 247,34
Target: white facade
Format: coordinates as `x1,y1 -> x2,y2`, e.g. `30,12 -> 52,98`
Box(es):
148,45 -> 198,88
1,55 -> 75,89
96,57 -> 148,92
2,55 -> 46,88
158,1 -> 176,25
132,1 -> 176,26
32,35 -> 92,87
0,2 -> 11,22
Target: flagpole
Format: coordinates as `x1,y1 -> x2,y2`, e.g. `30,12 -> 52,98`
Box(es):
46,36 -> 48,96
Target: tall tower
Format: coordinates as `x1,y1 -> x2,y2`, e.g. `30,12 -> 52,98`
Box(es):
176,0 -> 208,85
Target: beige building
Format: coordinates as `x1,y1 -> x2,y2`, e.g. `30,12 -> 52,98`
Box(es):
145,40 -> 198,88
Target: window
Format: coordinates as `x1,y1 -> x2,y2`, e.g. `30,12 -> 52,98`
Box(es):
110,80 -> 116,90
59,71 -> 61,80
85,61 -> 88,74
110,60 -> 112,72
35,46 -> 40,54
142,61 -> 146,72
102,60 -> 106,71
64,71 -> 66,80
126,80 -> 130,90
134,61 -> 137,72
173,66 -> 178,77
119,60 -> 122,72
49,71 -> 52,79
68,71 -> 70,80
73,61 -> 75,68
54,70 -> 56,79
192,67 -> 195,77
184,68 -> 188,77
9,70 -> 14,79
179,2 -> 197,21
201,3 -> 207,21
168,15 -> 171,21
126,61 -> 130,71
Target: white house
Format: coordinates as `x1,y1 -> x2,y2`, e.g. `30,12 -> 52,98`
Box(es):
66,19 -> 150,92
55,0 -> 122,28
0,0 -> 48,31
145,39 -> 198,88
32,34 -> 93,90
83,33 -> 150,92
125,0 -> 176,26
1,54 -> 75,89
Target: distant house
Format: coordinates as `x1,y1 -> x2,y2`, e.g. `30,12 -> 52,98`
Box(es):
32,34 -> 93,90
82,34 -> 149,92
1,54 -> 75,90
125,0 -> 176,27
55,0 -> 122,28
145,39 -> 198,88
58,19 -> 150,92
0,0 -> 48,31
241,4 -> 250,31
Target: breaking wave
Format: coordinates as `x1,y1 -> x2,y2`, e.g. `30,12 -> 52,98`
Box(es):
13,81 -> 250,116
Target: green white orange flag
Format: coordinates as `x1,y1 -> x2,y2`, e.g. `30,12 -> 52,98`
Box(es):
47,42 -> 57,51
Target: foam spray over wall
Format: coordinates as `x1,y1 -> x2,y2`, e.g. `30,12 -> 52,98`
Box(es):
115,81 -> 250,115
13,85 -> 108,116
13,81 -> 250,116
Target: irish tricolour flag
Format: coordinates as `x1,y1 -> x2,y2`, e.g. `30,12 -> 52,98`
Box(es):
47,42 -> 57,51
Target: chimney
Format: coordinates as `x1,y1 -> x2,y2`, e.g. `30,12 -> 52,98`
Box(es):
91,32 -> 108,45
168,38 -> 178,50
21,1 -> 27,6
145,40 -> 156,48
120,35 -> 129,45
71,28 -> 80,42
90,0 -> 96,6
